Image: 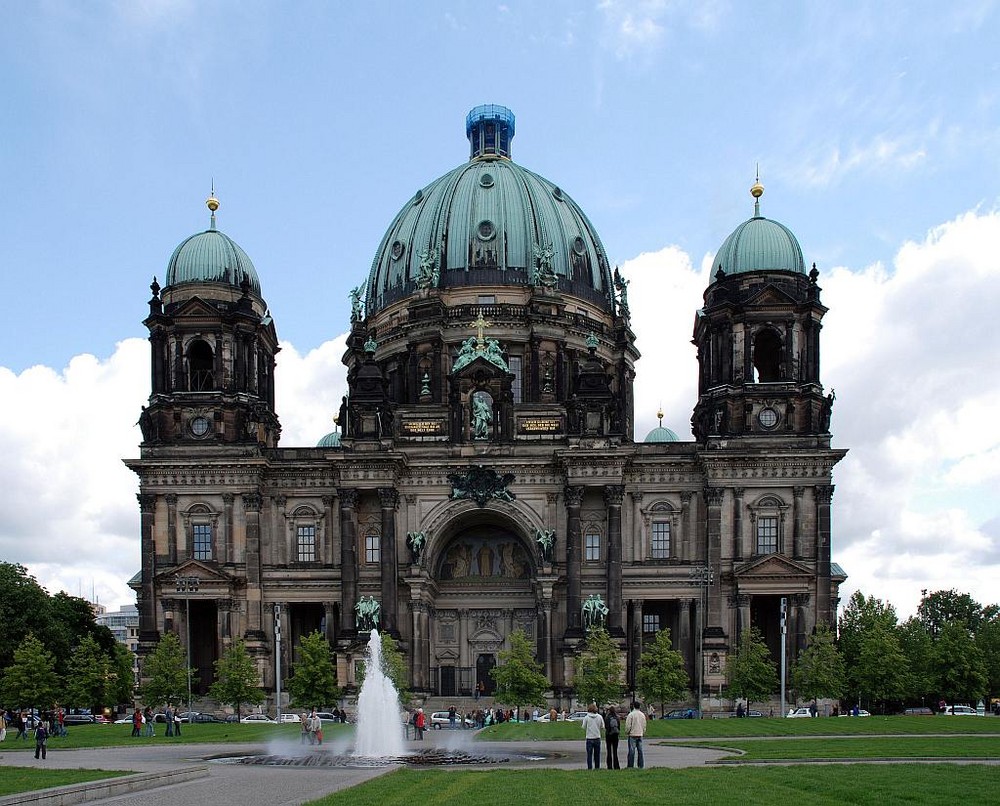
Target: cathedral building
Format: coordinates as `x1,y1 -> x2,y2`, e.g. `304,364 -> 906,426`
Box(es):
128,105 -> 846,705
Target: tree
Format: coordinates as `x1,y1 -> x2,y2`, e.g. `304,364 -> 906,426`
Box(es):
139,632 -> 192,708
572,627 -> 625,709
790,623 -> 844,702
288,631 -> 341,709
934,621 -> 988,704
918,589 -> 983,638
726,627 -> 777,709
975,611 -> 1000,701
0,564 -> 57,670
64,634 -> 110,712
838,591 -> 898,703
209,639 -> 265,720
107,642 -> 136,706
898,617 -> 935,704
490,628 -> 549,714
635,628 -> 688,716
0,633 -> 61,710
854,624 -> 909,711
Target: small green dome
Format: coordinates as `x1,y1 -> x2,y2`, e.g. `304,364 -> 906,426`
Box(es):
644,425 -> 679,443
317,431 -> 341,448
166,228 -> 261,295
713,185 -> 805,280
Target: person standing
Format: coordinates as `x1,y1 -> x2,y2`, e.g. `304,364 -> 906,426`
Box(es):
415,708 -> 426,740
625,701 -> 647,769
0,709 -> 6,742
581,703 -> 604,770
16,711 -> 28,740
164,705 -> 174,737
300,712 -> 309,744
603,706 -> 621,769
34,721 -> 48,760
131,708 -> 142,738
143,706 -> 155,737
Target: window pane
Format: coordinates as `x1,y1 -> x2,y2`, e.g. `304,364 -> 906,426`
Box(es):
193,524 -> 212,560
642,614 -> 660,633
756,516 -> 778,554
365,533 -> 380,564
509,356 -> 522,404
585,532 -> 600,561
651,521 -> 670,559
297,525 -> 316,562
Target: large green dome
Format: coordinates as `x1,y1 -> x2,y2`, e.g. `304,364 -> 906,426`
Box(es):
713,185 -> 805,280
165,204 -> 261,295
366,105 -> 614,315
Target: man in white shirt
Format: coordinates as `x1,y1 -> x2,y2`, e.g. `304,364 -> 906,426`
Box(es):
581,703 -> 604,770
624,700 -> 647,768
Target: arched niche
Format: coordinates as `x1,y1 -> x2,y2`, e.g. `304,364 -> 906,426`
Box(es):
431,517 -> 535,586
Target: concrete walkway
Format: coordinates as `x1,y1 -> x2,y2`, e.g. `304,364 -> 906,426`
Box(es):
0,730 -> 730,805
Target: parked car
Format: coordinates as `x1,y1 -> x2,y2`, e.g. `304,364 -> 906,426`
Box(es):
62,713 -> 97,726
786,707 -> 815,718
941,705 -> 979,716
665,708 -> 696,719
565,711 -> 590,722
240,713 -> 276,724
838,708 -> 871,717
189,713 -> 224,723
903,707 -> 934,716
723,709 -> 763,718
429,711 -> 474,729
276,713 -> 301,723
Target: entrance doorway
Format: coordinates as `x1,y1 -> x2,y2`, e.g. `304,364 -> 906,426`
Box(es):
476,653 -> 496,696
440,665 -> 456,697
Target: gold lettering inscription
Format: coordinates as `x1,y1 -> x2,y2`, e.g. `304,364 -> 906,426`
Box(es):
519,418 -> 562,433
402,420 -> 444,435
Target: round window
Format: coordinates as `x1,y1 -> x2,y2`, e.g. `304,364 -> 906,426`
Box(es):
390,240 -> 405,261
572,236 -> 587,255
190,416 -> 211,437
552,187 -> 564,201
757,408 -> 779,429
477,220 -> 496,241
479,172 -> 495,188
413,189 -> 423,204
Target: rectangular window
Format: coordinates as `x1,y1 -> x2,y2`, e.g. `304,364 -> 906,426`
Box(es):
297,525 -> 316,563
585,532 -> 601,562
651,521 -> 670,559
365,533 -> 380,564
756,516 -> 778,554
192,524 -> 213,561
642,613 -> 660,634
477,295 -> 496,306
509,356 -> 522,403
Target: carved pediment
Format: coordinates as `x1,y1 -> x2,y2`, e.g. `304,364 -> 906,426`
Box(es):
451,352 -> 510,381
155,559 -> 237,587
745,284 -> 799,307
170,296 -> 228,320
734,553 -> 814,580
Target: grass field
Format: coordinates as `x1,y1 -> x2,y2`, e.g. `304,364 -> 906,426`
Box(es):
480,715 -> 1000,741
669,735 -> 1000,760
305,765 -> 1000,806
0,767 -> 129,796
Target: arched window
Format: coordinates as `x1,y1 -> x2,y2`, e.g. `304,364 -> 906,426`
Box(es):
749,495 -> 786,555
188,339 -> 215,391
182,503 -> 218,561
752,329 -> 782,383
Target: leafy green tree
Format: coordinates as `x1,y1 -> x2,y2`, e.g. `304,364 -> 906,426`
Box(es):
572,627 -> 625,708
0,633 -> 61,710
838,591 -> 898,703
64,634 -> 109,712
898,617 -> 935,704
0,564 -> 56,670
790,623 -> 844,702
288,631 -> 341,709
934,620 -> 988,704
107,642 -> 136,706
635,628 -> 688,716
918,589 -> 983,638
854,623 -> 909,711
139,632 -> 192,708
490,629 -> 549,714
209,639 -> 265,720
726,627 -> 778,709
975,612 -> 1000,700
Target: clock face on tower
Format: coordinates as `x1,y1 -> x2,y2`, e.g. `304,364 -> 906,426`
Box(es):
190,416 -> 211,437
757,407 -> 779,429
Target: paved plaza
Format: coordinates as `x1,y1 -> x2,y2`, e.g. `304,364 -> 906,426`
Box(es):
0,729 -> 728,805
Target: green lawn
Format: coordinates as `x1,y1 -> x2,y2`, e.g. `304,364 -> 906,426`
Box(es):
0,721 -> 352,750
305,765 -> 1000,806
672,735 -> 1000,760
479,715 -> 1000,741
0,767 -> 129,797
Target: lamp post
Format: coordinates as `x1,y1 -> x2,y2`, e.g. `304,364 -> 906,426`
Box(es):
274,604 -> 282,723
690,566 -> 714,719
175,575 -> 200,718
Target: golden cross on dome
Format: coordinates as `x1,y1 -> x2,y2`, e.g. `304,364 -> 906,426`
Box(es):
471,309 -> 493,350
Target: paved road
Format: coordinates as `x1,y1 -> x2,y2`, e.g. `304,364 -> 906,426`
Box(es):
0,730 -> 730,805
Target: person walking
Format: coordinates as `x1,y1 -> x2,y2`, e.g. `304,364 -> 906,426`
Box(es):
16,711 -> 28,741
603,706 -> 621,769
415,708 -> 426,740
581,703 -> 604,770
625,701 -> 647,769
0,709 -> 7,742
34,721 -> 48,760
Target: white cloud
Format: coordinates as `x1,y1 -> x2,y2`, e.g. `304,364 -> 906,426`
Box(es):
791,134 -> 927,188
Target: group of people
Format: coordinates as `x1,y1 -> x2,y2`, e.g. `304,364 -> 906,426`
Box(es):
0,708 -> 63,759
130,705 -> 183,738
299,710 -> 326,744
581,701 -> 648,770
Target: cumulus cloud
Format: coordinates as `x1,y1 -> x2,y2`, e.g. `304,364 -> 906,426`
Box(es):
2,211 -> 998,619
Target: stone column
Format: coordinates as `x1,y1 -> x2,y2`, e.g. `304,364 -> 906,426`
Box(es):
793,593 -> 810,660
815,485 -> 834,626
410,602 -> 428,690
322,495 -> 337,567
629,492 -> 643,563
165,494 -> 178,565
338,489 -> 359,634
681,491 -> 694,561
243,492 -> 263,636
137,493 -> 159,642
704,487 -> 725,626
564,485 -> 584,634
222,493 -> 235,564
732,488 -> 744,562
323,602 -> 336,644
736,594 -> 752,643
604,484 -> 624,636
792,486 -> 805,559
378,487 -> 399,634
678,598 -> 693,681
273,495 -> 287,565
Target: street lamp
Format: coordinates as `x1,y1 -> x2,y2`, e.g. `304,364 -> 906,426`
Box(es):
175,575 -> 200,718
689,566 -> 714,719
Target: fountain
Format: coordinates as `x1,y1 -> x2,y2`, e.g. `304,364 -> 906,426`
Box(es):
353,629 -> 405,758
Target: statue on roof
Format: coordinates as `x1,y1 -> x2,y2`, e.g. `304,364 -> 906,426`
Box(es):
532,242 -> 557,288
613,267 -> 630,320
416,248 -> 440,290
349,286 -> 365,324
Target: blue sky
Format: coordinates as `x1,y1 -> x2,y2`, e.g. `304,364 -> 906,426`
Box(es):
1,1 -> 999,617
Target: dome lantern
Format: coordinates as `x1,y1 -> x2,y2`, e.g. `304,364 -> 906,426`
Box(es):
466,104 -> 515,160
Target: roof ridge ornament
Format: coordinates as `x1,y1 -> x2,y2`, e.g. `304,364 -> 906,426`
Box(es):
750,166 -> 764,218
207,181 -> 219,231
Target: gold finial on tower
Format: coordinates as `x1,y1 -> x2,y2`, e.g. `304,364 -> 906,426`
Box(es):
471,309 -> 493,350
750,165 -> 764,216
657,405 -> 664,426
207,181 -> 220,229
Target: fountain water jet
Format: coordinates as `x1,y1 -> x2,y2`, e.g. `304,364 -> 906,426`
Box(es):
352,629 -> 405,758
